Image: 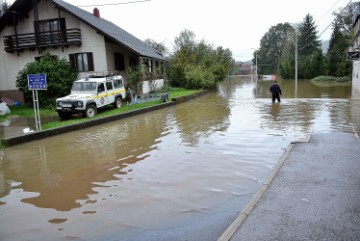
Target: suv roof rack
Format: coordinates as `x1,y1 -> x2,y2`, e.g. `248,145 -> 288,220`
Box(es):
87,70 -> 121,78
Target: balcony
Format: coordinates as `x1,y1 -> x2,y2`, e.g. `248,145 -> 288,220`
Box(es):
3,28 -> 82,53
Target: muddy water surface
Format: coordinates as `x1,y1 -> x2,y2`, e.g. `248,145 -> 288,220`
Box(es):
0,76 -> 359,241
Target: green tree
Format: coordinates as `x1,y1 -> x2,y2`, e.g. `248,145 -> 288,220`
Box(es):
168,29 -> 233,89
16,53 -> 78,108
169,29 -> 196,86
324,3 -> 354,77
298,14 -> 321,56
144,38 -> 167,56
278,27 -> 296,80
256,23 -> 293,75
326,24 -> 348,76
296,14 -> 325,79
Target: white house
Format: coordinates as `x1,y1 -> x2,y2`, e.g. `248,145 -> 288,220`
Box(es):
0,0 -> 166,103
350,4 -> 360,98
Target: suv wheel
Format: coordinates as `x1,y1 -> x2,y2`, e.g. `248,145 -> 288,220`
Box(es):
84,104 -> 97,118
114,97 -> 122,109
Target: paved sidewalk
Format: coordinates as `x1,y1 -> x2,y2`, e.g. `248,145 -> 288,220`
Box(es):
219,132 -> 360,241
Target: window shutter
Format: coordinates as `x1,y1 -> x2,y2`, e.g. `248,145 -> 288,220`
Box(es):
88,52 -> 94,71
69,54 -> 76,70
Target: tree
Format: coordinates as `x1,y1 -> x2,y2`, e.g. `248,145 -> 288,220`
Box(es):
298,14 -> 321,56
278,27 -> 296,79
295,14 -> 325,79
326,24 -> 348,76
144,38 -> 167,56
16,53 -> 78,108
168,29 -> 233,89
256,23 -> 293,75
324,3 -> 354,77
0,0 -> 9,16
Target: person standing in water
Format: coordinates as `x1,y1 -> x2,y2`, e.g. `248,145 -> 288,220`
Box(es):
269,80 -> 282,103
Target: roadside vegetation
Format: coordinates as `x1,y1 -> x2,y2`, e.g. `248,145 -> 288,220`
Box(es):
0,88 -> 202,130
311,76 -> 352,87
16,53 -> 77,108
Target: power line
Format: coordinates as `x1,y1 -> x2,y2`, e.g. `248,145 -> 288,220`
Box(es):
76,0 -> 151,8
318,0 -> 352,37
316,0 -> 342,24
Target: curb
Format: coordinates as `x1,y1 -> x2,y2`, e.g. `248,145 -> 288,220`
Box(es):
217,136 -> 311,241
1,90 -> 210,147
217,130 -> 359,241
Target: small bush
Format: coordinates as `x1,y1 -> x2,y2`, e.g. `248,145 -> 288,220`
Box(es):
16,53 -> 77,108
185,67 -> 216,89
311,75 -> 351,86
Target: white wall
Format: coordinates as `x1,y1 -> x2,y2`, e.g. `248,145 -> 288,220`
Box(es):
142,79 -> 164,95
352,61 -> 360,98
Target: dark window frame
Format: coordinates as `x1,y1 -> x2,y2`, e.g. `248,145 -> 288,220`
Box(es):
34,18 -> 66,45
69,52 -> 94,72
114,53 -> 125,71
129,56 -> 138,68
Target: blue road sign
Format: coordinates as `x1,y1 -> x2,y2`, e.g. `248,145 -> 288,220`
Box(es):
28,73 -> 47,90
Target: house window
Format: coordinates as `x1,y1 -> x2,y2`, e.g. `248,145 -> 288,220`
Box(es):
69,52 -> 94,72
35,18 -> 66,45
114,53 -> 125,71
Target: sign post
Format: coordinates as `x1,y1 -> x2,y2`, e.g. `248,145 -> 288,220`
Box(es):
27,73 -> 47,131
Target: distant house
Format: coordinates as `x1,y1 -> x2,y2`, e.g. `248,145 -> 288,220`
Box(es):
350,4 -> 360,97
239,63 -> 252,75
0,0 -> 166,103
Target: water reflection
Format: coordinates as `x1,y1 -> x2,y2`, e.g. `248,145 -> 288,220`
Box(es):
255,78 -> 352,99
0,76 -> 359,241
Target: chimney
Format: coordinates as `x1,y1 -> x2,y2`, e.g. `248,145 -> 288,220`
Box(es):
93,8 -> 100,18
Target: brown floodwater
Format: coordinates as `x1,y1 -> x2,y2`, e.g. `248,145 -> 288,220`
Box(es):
0,76 -> 359,241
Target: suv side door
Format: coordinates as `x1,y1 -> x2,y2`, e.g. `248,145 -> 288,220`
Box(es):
106,81 -> 115,104
97,82 -> 107,107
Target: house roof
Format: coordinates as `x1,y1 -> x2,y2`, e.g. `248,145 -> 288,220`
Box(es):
0,0 -> 165,61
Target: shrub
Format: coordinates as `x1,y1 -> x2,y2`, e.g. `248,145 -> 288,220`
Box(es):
311,75 -> 351,86
16,53 -> 77,108
184,67 -> 216,89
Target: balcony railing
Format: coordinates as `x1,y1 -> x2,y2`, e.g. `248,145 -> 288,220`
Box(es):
3,28 -> 82,53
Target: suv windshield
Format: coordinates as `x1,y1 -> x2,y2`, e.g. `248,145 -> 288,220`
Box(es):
71,82 -> 97,92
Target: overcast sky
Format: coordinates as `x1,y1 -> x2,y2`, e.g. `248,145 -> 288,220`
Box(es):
12,0 -> 353,61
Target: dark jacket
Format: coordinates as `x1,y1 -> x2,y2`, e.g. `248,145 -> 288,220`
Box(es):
269,83 -> 282,95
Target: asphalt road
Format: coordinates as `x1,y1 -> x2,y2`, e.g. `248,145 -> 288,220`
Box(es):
219,132 -> 360,241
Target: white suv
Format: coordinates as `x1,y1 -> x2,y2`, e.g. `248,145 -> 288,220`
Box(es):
56,74 -> 126,119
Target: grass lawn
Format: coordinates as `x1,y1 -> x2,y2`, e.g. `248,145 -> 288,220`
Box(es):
311,76 -> 352,87
0,88 -> 203,130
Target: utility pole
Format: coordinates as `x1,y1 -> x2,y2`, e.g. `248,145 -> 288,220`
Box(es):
251,48 -> 258,80
295,29 -> 298,98
291,23 -> 299,98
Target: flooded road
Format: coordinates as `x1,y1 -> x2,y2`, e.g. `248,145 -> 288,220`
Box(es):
0,76 -> 359,241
